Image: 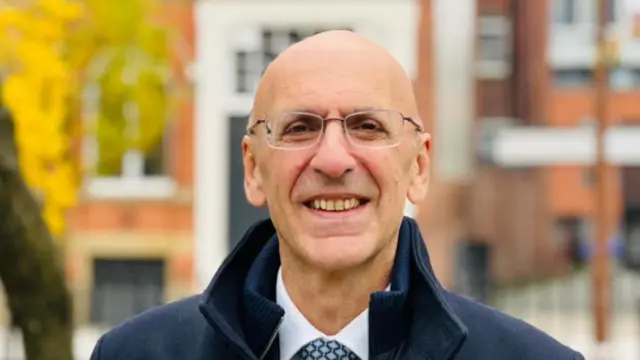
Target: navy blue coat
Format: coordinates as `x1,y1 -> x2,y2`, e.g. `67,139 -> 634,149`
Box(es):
90,217 -> 584,360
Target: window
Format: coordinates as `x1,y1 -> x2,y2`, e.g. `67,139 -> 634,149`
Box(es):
91,259 -> 165,327
95,123 -> 169,178
234,27 -> 352,94
609,67 -> 640,89
592,0 -> 618,23
606,0 -> 617,23
583,167 -> 596,187
554,216 -> 590,266
552,69 -> 593,87
235,50 -> 262,94
552,0 -> 577,25
476,15 -> 511,79
83,82 -> 176,199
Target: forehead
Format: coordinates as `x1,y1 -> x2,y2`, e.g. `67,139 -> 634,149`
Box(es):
266,51 -> 394,115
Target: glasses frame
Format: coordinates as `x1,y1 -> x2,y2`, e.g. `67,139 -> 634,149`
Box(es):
246,109 -> 425,150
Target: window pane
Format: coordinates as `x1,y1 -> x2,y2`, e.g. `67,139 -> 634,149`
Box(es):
95,118 -> 127,177
234,26 -> 353,94
96,154 -> 123,176
143,136 -> 167,176
553,69 -> 592,87
609,67 -> 640,89
91,259 -> 165,326
480,36 -> 506,61
553,0 -> 576,24
235,51 -> 248,93
607,0 -> 616,23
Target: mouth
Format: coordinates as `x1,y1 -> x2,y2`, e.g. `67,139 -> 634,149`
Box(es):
303,197 -> 370,213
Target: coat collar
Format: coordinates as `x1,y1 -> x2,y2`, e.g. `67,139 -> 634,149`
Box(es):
198,217 -> 467,360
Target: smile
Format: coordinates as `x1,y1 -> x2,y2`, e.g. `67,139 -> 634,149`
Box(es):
304,198 -> 369,212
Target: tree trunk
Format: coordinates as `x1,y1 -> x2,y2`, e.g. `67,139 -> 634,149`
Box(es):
0,106 -> 73,360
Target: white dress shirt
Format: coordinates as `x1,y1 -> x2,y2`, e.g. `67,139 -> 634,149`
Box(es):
277,267 -> 387,360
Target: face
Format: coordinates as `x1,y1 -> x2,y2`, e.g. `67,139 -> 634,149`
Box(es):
242,47 -> 431,271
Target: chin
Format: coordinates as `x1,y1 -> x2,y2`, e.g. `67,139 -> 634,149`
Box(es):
299,235 -> 380,271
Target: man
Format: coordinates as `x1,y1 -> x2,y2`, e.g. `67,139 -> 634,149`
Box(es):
90,31 -> 584,360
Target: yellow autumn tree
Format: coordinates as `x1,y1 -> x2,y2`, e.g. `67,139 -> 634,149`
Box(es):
0,0 -> 179,358
0,0 -> 82,237
0,0 -> 176,237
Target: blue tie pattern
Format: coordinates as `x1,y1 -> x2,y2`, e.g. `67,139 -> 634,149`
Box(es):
296,338 -> 361,360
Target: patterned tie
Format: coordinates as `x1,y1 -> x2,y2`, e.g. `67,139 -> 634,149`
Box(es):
296,338 -> 361,360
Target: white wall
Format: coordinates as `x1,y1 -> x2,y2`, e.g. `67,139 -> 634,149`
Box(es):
432,0 -> 477,182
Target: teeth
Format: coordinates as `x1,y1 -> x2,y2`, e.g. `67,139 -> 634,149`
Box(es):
310,198 -> 362,211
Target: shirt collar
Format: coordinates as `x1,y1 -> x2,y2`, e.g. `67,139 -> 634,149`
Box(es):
277,267 -> 391,360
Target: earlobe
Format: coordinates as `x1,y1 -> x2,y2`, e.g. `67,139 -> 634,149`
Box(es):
243,138 -> 267,207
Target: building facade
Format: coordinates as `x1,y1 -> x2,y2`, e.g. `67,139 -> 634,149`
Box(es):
63,2 -> 196,327
414,0 -> 640,288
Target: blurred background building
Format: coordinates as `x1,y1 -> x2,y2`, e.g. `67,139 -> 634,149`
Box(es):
1,0 -> 639,359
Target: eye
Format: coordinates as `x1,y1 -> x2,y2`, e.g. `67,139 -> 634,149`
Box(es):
277,113 -> 322,141
354,120 -> 382,131
284,121 -> 316,134
347,114 -> 386,132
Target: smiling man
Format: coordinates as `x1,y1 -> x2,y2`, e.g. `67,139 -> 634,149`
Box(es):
90,31 -> 584,360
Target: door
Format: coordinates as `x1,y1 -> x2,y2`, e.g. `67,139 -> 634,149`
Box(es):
622,166 -> 640,269
228,115 -> 270,250
623,208 -> 640,270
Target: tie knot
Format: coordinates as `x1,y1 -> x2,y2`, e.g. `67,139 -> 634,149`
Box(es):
297,338 -> 360,360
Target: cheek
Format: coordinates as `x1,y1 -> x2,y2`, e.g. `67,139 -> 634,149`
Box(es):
360,152 -> 399,193
361,150 -> 412,205
260,152 -> 310,201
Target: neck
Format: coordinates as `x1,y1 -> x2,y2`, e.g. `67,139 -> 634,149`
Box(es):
279,238 -> 397,335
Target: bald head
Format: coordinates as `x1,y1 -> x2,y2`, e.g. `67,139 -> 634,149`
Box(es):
250,30 -> 418,125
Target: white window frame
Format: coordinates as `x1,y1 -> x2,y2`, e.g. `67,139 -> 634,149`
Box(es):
232,27 -> 353,95
81,84 -> 177,200
476,15 -> 512,79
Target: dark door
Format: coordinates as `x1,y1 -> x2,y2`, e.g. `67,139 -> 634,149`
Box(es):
91,259 -> 165,326
622,166 -> 640,207
622,166 -> 640,269
228,115 -> 270,250
623,207 -> 640,270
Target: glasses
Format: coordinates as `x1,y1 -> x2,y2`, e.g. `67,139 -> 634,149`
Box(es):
246,109 -> 424,150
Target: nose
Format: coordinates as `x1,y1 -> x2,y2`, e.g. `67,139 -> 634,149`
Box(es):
309,120 -> 356,178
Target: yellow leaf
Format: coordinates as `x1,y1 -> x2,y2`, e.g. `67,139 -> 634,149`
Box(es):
42,202 -> 66,236
43,163 -> 78,209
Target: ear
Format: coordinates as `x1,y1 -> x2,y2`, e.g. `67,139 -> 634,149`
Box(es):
407,132 -> 431,204
243,136 -> 267,207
